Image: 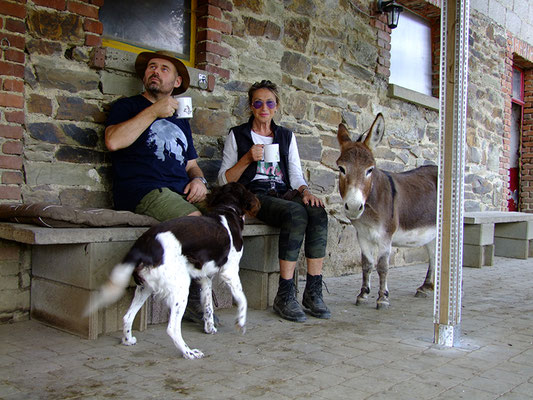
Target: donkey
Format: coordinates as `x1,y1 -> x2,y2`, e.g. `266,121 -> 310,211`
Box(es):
336,113 -> 438,309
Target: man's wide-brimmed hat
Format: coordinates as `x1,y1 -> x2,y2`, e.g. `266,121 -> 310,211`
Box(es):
135,50 -> 190,95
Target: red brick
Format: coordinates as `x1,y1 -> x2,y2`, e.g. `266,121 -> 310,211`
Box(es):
197,17 -> 231,34
0,186 -> 21,201
377,56 -> 390,68
197,4 -> 222,19
377,29 -> 391,42
207,74 -> 215,91
0,93 -> 24,109
196,29 -> 222,43
0,155 -> 23,170
374,19 -> 388,32
2,141 -> 23,155
203,64 -> 230,80
2,79 -> 24,93
85,34 -> 102,47
0,33 -> 25,50
376,65 -> 390,77
0,1 -> 26,18
90,0 -> 104,5
5,18 -> 26,33
0,61 -> 25,78
377,39 -> 391,51
2,171 -> 23,184
196,51 -> 221,65
67,1 -> 98,18
0,125 -> 23,139
199,0 -> 232,11
5,48 -> 25,64
83,18 -> 103,34
5,111 -> 24,124
196,41 -> 230,58
33,0 -> 67,10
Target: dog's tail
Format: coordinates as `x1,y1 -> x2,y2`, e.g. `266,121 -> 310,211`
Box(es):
83,263 -> 135,317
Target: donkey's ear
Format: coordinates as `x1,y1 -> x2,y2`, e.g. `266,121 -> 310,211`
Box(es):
337,123 -> 352,148
364,113 -> 385,150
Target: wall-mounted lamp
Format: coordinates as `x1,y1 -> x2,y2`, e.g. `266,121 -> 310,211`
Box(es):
377,0 -> 403,29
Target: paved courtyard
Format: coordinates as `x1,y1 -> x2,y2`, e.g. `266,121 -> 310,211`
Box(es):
1,256 -> 532,399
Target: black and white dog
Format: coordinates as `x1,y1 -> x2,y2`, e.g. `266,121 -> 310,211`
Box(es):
85,182 -> 260,359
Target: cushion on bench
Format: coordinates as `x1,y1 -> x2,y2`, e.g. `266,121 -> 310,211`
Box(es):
0,203 -> 159,228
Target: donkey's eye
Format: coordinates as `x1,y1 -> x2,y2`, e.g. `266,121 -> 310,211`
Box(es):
366,167 -> 374,177
339,166 -> 346,175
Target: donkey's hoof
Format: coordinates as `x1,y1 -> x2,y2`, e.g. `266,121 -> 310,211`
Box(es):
415,285 -> 434,298
376,300 -> 390,310
355,296 -> 368,306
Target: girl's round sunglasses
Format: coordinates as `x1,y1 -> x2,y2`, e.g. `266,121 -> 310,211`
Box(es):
252,100 -> 277,109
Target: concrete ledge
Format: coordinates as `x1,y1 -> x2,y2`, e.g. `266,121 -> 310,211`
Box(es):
463,211 -> 533,267
0,223 -> 149,245
464,211 -> 533,224
0,219 -> 279,244
388,84 -> 439,110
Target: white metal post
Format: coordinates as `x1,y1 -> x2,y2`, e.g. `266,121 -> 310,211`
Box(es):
433,0 -> 470,347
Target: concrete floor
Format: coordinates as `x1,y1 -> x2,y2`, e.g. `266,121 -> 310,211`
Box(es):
1,256 -> 532,399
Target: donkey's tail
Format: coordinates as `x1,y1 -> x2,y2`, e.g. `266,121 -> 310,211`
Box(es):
83,263 -> 135,317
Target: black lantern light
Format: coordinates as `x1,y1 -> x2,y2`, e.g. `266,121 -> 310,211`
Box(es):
377,0 -> 404,29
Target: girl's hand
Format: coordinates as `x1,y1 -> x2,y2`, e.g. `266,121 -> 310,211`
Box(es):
248,144 -> 264,162
302,190 -> 324,207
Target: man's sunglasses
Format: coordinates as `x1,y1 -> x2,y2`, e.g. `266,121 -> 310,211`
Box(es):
252,100 -> 277,109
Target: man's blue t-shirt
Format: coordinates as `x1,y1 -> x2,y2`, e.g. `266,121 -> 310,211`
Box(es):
106,95 -> 198,211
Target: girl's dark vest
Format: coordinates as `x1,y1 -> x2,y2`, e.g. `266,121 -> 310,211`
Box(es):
231,118 -> 292,187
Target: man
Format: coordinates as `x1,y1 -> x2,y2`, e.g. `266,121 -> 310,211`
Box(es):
105,50 -> 209,324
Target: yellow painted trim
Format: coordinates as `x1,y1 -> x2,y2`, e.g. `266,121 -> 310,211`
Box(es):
102,0 -> 196,68
189,0 -> 196,67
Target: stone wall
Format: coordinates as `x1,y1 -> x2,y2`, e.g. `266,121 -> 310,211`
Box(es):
1,0 -> 533,321
0,239 -> 30,323
466,12 -> 508,210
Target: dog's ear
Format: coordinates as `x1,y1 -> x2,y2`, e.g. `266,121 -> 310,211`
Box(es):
206,185 -> 224,209
239,185 -> 260,217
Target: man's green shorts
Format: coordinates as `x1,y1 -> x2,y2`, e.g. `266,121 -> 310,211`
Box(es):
135,187 -> 208,222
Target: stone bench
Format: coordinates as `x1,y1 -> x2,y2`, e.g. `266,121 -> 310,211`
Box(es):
0,219 -> 280,339
463,211 -> 533,268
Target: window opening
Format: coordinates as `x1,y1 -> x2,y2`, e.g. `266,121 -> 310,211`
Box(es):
99,0 -> 195,66
390,10 -> 432,95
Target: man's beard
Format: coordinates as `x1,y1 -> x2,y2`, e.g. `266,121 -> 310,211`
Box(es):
145,75 -> 173,96
147,82 -> 164,95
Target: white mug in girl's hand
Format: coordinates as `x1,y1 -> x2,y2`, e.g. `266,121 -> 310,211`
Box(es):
263,143 -> 280,163
174,96 -> 193,119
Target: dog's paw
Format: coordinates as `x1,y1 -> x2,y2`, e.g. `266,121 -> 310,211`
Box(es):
122,336 -> 137,346
204,322 -> 217,334
183,349 -> 204,359
235,321 -> 246,335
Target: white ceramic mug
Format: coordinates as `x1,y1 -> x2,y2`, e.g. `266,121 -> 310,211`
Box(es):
174,96 -> 193,119
263,143 -> 280,163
